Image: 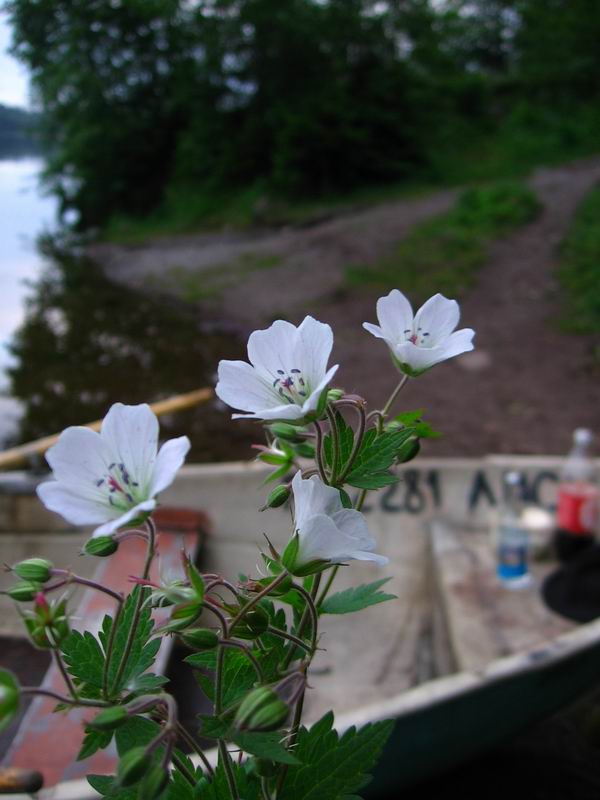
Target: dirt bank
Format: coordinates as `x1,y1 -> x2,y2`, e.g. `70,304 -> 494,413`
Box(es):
89,159 -> 600,458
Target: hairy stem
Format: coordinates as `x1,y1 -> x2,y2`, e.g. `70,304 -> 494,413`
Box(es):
312,421 -> 328,483
102,598 -> 123,700
110,517 -> 156,694
219,740 -> 240,799
229,572 -> 289,631
377,374 -> 409,432
220,639 -> 264,682
21,687 -> 110,707
325,405 -> 341,484
336,401 -> 367,485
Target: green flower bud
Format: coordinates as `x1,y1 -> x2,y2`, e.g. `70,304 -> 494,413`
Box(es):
294,443 -> 315,459
116,747 -> 150,787
265,485 -> 291,509
13,558 -> 53,583
138,764 -> 170,799
84,535 -> 118,557
235,687 -> 289,733
395,437 -> 420,464
0,669 -> 19,733
9,581 -> 42,602
269,423 -> 305,443
181,628 -> 219,650
326,388 -> 344,402
89,706 -> 129,731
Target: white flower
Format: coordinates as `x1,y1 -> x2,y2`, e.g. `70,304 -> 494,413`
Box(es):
216,316 -> 338,422
37,403 -> 191,537
363,290 -> 475,375
289,472 -> 388,572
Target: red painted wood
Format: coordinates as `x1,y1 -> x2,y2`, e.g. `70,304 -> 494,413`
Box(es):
3,510 -> 208,787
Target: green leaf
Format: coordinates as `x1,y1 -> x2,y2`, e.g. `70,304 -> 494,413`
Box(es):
278,712 -> 394,800
346,429 -> 410,490
323,412 -> 355,470
200,762 -> 261,800
233,731 -> 301,765
87,775 -> 136,799
61,630 -> 105,691
77,727 -> 113,761
392,410 -> 440,439
115,715 -> 161,756
198,714 -> 232,739
99,587 -> 160,694
125,673 -> 169,694
320,579 -> 396,615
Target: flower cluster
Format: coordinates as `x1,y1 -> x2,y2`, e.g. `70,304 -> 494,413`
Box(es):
4,288 -> 474,800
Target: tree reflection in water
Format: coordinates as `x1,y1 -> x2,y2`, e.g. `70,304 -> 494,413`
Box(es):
8,233 -> 255,463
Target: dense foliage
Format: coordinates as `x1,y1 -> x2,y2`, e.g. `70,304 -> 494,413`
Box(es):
4,0 -> 600,229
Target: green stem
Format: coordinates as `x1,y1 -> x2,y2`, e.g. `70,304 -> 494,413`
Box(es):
175,721 -> 214,778
336,401 -> 367,485
214,644 -> 226,715
316,565 -> 339,609
312,421 -> 328,483
266,625 -> 312,654
282,574 -> 321,670
325,405 -> 340,484
111,517 -> 156,694
377,374 -> 409,432
218,740 -> 240,799
172,751 -> 198,787
291,584 -> 319,655
102,599 -> 123,700
21,687 -> 109,707
221,639 -> 264,682
229,571 -> 289,631
53,649 -> 78,701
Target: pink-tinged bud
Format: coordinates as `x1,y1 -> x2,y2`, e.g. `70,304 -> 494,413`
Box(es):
34,593 -> 49,616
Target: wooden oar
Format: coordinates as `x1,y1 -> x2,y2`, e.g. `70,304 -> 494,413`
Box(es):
0,387 -> 214,471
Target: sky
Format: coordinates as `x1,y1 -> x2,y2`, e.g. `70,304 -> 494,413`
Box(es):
0,11 -> 29,108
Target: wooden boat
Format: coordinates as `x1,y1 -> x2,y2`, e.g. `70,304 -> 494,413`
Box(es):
1,413 -> 599,797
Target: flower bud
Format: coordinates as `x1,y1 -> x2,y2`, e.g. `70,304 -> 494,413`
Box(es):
326,388 -> 344,402
294,443 -> 315,459
0,669 -> 19,733
269,423 -> 305,443
181,628 -> 219,650
234,687 -> 289,733
138,764 -> 170,799
84,535 -> 118,557
13,558 -> 53,584
116,747 -> 151,787
89,706 -> 129,731
9,581 -> 42,602
265,485 -> 291,509
396,437 -> 420,464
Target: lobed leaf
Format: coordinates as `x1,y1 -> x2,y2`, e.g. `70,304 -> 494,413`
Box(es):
320,579 -> 396,615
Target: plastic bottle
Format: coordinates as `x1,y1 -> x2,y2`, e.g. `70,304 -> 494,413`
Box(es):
496,471 -> 531,588
554,428 -> 598,562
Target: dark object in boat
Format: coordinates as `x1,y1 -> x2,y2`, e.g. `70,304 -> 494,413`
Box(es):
543,544 -> 600,622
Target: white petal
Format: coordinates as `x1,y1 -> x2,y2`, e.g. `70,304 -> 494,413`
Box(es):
344,549 -> 389,566
101,403 -> 159,492
216,360 -> 277,412
362,322 -> 389,342
93,499 -> 157,537
331,509 -> 375,550
292,473 -> 342,532
37,480 -> 114,526
296,513 -> 345,563
295,316 -> 334,386
150,436 -> 191,496
233,402 -> 308,421
376,290 -> 414,341
437,328 -> 475,359
44,426 -> 111,501
300,364 -> 339,415
414,294 -> 460,345
393,341 -> 444,372
247,320 -> 299,379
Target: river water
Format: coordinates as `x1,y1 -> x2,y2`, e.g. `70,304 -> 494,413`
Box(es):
0,156 -> 57,444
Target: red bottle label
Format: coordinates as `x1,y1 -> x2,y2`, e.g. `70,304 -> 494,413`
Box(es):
557,484 -> 599,534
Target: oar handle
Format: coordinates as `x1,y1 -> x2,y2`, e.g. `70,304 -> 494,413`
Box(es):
0,387 -> 214,470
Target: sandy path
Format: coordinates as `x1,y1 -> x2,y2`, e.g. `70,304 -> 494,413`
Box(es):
90,159 -> 600,456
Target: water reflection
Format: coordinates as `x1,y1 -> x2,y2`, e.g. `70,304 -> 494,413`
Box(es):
8,233 -> 256,462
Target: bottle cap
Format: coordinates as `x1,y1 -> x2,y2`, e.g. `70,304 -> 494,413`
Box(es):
574,428 -> 593,446
504,470 -> 522,487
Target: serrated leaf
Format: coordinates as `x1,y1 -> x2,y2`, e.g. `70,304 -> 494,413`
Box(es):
77,727 -> 113,761
278,713 -> 394,800
233,731 -> 301,765
87,775 -> 135,799
99,587 -> 160,694
346,429 -> 408,490
125,672 -> 169,694
347,471 -> 399,489
200,762 -> 261,800
198,714 -> 232,739
61,630 -> 105,691
320,579 -> 396,615
392,410 -> 440,439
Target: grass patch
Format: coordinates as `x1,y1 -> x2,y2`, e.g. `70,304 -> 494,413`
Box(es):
158,251 -> 283,303
557,182 -> 600,334
345,181 -> 542,299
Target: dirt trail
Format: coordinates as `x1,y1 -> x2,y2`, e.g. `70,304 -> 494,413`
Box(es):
91,159 -> 600,456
